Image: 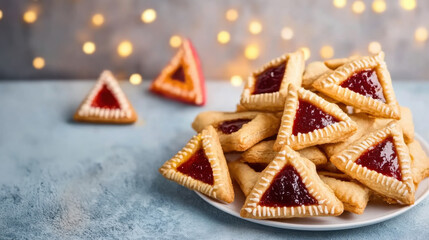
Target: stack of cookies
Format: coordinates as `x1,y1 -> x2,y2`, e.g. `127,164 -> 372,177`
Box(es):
159,49 -> 429,219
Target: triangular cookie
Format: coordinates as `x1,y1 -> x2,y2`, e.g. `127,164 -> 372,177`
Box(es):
73,70 -> 137,124
273,84 -> 357,151
239,49 -> 305,112
192,111 -> 280,152
159,126 -> 234,203
150,39 -> 206,106
240,146 -> 343,219
312,52 -> 400,119
330,121 -> 415,205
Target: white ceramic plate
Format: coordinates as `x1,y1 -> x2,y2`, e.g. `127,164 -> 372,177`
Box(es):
196,134 -> 429,231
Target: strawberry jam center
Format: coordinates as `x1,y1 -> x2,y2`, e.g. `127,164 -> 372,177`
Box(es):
171,65 -> 186,82
177,149 -> 214,185
292,100 -> 339,135
253,61 -> 286,94
340,69 -> 386,103
217,119 -> 251,134
355,137 -> 401,180
91,84 -> 121,109
247,163 -> 267,172
260,165 -> 317,207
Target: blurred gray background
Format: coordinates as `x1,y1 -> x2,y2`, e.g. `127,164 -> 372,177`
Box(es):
0,0 -> 428,80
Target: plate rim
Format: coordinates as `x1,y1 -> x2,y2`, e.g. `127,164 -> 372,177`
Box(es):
195,133 -> 429,231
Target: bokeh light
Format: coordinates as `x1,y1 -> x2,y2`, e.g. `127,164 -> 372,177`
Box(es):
333,0 -> 347,8
117,41 -> 133,57
415,27 -> 428,43
0,9 -> 3,20
301,47 -> 311,60
92,14 -> 104,26
249,21 -> 262,35
129,73 -> 143,85
320,45 -> 335,59
368,41 -> 382,54
230,75 -> 243,87
400,0 -> 416,10
244,44 -> 260,60
169,35 -> 182,48
217,31 -> 230,44
225,9 -> 238,22
82,42 -> 96,55
141,9 -> 157,23
372,0 -> 387,13
281,27 -> 294,40
352,0 -> 366,14
33,57 -> 45,69
23,10 -> 37,24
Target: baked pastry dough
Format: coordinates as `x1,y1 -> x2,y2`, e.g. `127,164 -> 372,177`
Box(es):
408,140 -> 429,187
240,145 -> 344,219
192,111 -> 280,152
274,85 -> 357,151
302,61 -> 330,90
319,176 -> 370,214
239,49 -> 305,112
228,160 -> 261,196
312,52 -> 400,119
330,121 -> 415,205
324,56 -> 359,70
241,140 -> 327,166
374,106 -> 414,143
150,39 -> 206,106
74,70 -> 137,124
159,126 -> 234,203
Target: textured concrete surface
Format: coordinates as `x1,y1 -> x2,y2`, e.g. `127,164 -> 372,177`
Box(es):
1,80 -> 429,239
1,0 -> 429,80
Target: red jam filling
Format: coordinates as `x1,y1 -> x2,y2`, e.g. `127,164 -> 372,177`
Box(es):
292,100 -> 339,135
253,61 -> 286,94
217,119 -> 251,134
247,163 -> 268,172
355,137 -> 402,180
340,69 -> 386,103
91,84 -> 121,109
171,65 -> 186,82
177,149 -> 214,185
260,165 -> 317,207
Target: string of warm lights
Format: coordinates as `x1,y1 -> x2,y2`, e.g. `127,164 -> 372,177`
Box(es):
4,2 -> 426,86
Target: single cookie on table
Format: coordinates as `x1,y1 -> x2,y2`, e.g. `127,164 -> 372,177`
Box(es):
374,106 -> 414,143
302,61 -> 331,90
319,175 -> 370,214
228,160 -> 264,197
74,70 -> 138,124
239,49 -> 305,112
330,121 -> 415,205
273,84 -> 357,151
150,39 -> 206,106
192,111 -> 280,152
241,140 -> 328,166
312,52 -> 400,119
408,140 -> 429,187
159,126 -> 234,203
240,145 -> 344,219
324,55 -> 359,70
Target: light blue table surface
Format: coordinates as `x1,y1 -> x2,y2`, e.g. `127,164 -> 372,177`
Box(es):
1,80 -> 429,239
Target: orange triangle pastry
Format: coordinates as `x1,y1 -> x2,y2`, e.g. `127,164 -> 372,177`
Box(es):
273,84 -> 357,151
159,126 -> 234,203
330,121 -> 415,205
240,145 -> 343,219
74,70 -> 137,124
150,39 -> 206,106
312,52 -> 400,119
239,49 -> 305,112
